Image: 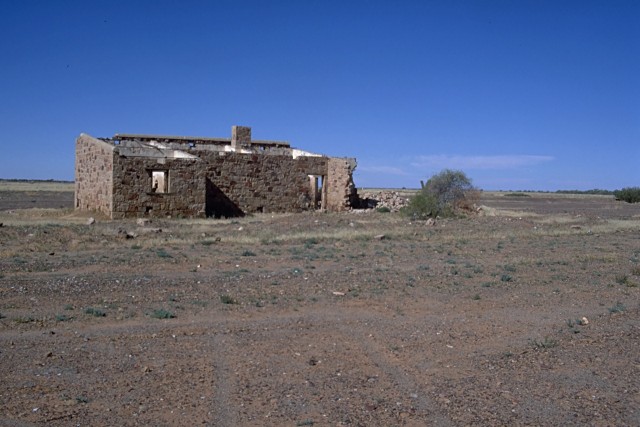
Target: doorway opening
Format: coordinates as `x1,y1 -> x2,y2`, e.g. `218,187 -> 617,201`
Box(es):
309,175 -> 326,210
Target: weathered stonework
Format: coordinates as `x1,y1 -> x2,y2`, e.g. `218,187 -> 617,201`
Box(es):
75,135 -> 114,216
75,126 -> 358,219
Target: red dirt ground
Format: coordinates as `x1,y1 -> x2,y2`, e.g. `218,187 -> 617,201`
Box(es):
1,191 -> 639,426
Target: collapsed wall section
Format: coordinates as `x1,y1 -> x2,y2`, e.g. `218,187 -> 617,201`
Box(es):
75,134 -> 114,217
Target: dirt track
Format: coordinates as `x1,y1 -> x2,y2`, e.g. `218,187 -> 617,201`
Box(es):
1,190 -> 639,426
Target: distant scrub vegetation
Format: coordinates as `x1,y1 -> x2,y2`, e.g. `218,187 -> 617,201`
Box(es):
555,189 -> 614,195
614,187 -> 640,204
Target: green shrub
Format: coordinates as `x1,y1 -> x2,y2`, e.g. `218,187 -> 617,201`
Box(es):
376,206 -> 391,213
150,309 -> 175,319
401,190 -> 439,219
402,169 -> 477,219
530,336 -> 558,349
609,301 -> 625,313
220,295 -> 238,305
614,187 -> 640,203
156,248 -> 172,258
84,307 -> 106,317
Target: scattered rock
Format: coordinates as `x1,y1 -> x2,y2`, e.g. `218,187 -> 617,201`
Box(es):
357,191 -> 410,212
86,217 -> 95,225
332,291 -> 345,296
118,229 -> 137,239
137,218 -> 151,226
139,227 -> 162,234
580,317 -> 589,325
374,234 -> 386,240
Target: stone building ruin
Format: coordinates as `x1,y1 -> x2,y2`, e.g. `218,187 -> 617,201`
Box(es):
75,126 -> 358,219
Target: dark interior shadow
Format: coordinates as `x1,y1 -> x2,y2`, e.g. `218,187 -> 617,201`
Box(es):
205,178 -> 245,218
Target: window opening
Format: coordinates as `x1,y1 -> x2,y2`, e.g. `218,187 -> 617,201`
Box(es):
151,170 -> 169,193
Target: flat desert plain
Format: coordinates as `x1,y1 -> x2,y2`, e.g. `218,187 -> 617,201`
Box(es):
1,184 -> 639,426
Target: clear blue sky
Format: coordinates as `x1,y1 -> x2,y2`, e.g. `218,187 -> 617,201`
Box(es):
1,0 -> 638,190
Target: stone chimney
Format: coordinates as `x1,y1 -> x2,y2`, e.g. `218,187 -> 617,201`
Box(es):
231,126 -> 251,150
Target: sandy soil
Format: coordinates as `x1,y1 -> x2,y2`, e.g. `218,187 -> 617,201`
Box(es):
0,190 -> 639,426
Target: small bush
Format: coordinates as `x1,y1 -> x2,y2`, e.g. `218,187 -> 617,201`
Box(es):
85,307 -> 106,317
609,302 -> 625,313
401,190 -> 439,219
614,187 -> 640,203
156,248 -> 172,258
150,309 -> 175,319
402,169 -> 477,219
241,250 -> 256,257
530,336 -> 557,349
220,295 -> 238,305
376,206 -> 391,213
615,274 -> 629,285
56,314 -> 72,322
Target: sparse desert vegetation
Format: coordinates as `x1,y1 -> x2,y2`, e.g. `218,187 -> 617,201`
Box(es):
0,183 -> 639,425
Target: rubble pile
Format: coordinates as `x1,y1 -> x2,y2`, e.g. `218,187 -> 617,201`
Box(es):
357,190 -> 410,212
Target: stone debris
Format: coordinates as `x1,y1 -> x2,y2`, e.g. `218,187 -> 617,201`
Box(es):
357,191 -> 410,212
137,218 -> 151,226
86,217 -> 95,225
118,228 -> 137,239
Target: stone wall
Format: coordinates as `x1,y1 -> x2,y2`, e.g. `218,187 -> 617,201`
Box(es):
111,156 -> 205,219
325,157 -> 358,212
106,151 -> 332,218
76,131 -> 358,218
75,134 -> 114,216
200,151 -> 328,214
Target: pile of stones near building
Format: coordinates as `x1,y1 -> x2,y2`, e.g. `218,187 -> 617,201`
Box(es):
357,190 -> 410,212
